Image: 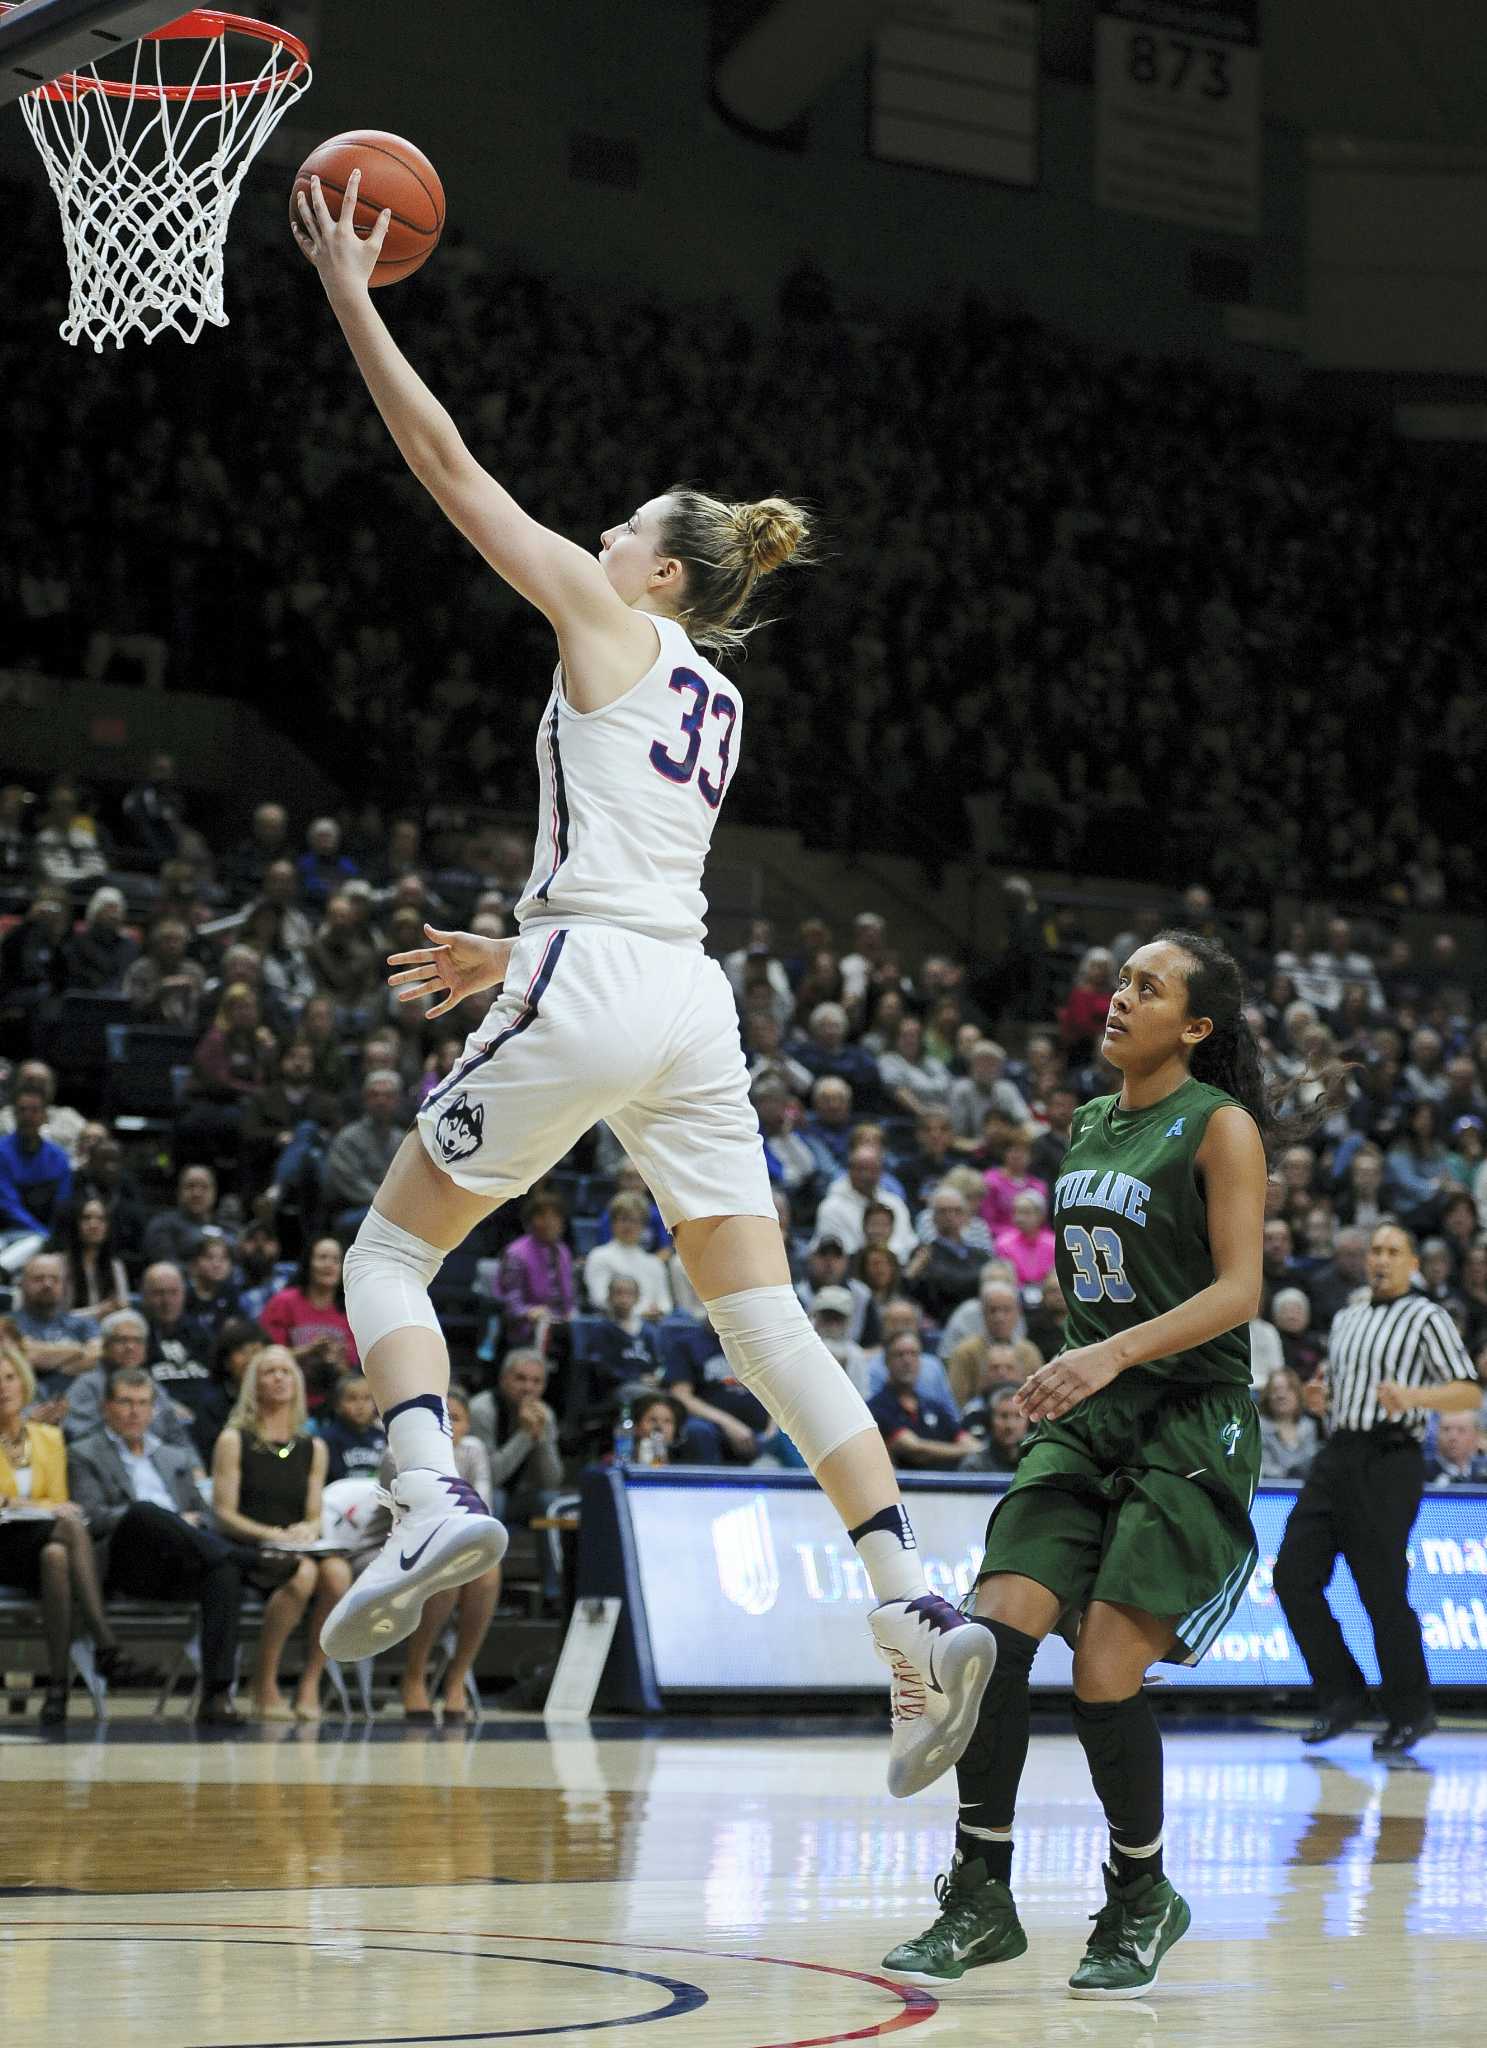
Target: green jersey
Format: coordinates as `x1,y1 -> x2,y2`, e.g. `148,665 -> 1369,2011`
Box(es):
1049,1075 -> 1252,1390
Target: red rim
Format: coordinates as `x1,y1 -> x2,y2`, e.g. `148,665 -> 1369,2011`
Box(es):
19,8 -> 309,103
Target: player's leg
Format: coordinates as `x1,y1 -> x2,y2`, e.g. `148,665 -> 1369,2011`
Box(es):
1066,1599 -> 1190,2000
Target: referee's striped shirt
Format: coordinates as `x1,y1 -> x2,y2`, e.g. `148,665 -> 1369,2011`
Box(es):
1324,1290 -> 1479,1439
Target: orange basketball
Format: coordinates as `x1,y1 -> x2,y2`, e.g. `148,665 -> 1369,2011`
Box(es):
291,129 -> 444,288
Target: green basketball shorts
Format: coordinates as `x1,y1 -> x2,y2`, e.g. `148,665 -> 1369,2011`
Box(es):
978,1372 -> 1261,1664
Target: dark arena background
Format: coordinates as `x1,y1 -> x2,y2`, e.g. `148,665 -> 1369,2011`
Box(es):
0,4 -> 1484,2043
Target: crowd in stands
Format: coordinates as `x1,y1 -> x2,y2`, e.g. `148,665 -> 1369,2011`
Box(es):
1,731 -> 1486,1721
4,172 -> 1486,904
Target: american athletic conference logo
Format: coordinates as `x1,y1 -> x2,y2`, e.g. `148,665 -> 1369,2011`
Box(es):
712,1495 -> 781,1617
434,1090 -> 484,1164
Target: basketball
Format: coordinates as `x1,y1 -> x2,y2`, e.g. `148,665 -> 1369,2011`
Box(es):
290,129 -> 444,287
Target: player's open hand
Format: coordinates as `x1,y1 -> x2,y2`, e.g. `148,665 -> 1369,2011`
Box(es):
388,923 -> 513,1021
291,167 -> 389,294
1016,1340 -> 1124,1425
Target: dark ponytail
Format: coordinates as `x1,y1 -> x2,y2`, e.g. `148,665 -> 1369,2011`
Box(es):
1154,928 -> 1348,1155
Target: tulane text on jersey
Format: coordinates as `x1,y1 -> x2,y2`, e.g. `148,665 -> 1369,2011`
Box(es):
1051,1169 -> 1151,1229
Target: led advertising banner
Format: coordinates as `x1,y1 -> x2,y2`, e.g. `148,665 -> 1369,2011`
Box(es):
624,1476 -> 1487,1694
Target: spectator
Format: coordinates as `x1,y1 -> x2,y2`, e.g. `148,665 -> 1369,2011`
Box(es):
662,1317 -> 775,1466
495,1188 -> 576,1354
1029,1084 -> 1079,1183
806,1285 -> 872,1396
994,1189 -> 1056,1288
945,1278 -> 1044,1407
948,1040 -> 1030,1144
743,1010 -> 814,1099
0,1060 -> 87,1162
1403,1028 -> 1448,1106
838,911 -> 890,1014
867,1329 -> 972,1468
980,1130 -> 1048,1234
1437,1189 -> 1479,1282
122,917 -> 206,1030
1272,1287 -> 1326,1382
178,1228 -> 243,1359
139,1261 -> 228,1462
0,1335 -> 160,1725
1336,1147 -> 1388,1232
68,1365 -> 250,1725
47,1195 -> 130,1320
141,1164 -> 224,1269
258,1236 -> 357,1413
234,1220 -> 295,1322
62,885 -> 136,992
311,892 -> 381,1022
118,751 -> 186,868
295,816 -> 359,909
961,1380 -> 1031,1473
181,982 -> 277,1165
211,1317 -> 269,1401
1059,948 -> 1117,1059
581,1274 -> 664,1400
34,781 -> 109,894
855,1242 -> 903,1332
209,1345 -> 350,1720
221,801 -> 292,903
903,1184 -> 981,1326
317,1372 -> 388,1483
393,1381 -> 503,1720
1446,1115 -> 1486,1213
1309,1224 -> 1370,1327
629,1389 -> 692,1463
788,1001 -> 882,1107
794,1234 -> 872,1343
1423,1412 -> 1487,1486
1257,1367 -> 1324,1480
1023,1265 -> 1069,1360
11,1251 -> 99,1407
0,1081 -> 74,1271
877,1013 -> 952,1118
898,1109 -> 960,1213
60,1308 -> 196,1451
467,1350 -> 565,1600
73,1130 -> 148,1269
1385,1103 -> 1452,1227
0,891 -> 71,1042
243,1036 -> 341,1196
321,1069 -> 404,1237
801,1074 -> 858,1168
862,1297 -> 957,1408
583,1193 -> 673,1318
752,1074 -> 829,1211
814,1140 -> 916,1260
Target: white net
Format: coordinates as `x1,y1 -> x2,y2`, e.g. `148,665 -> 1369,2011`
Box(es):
19,15 -> 310,351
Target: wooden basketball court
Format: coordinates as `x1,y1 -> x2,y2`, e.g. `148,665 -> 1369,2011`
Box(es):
3,1714 -> 1482,2045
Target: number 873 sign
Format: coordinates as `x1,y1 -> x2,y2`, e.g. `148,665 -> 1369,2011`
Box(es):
1095,0 -> 1262,238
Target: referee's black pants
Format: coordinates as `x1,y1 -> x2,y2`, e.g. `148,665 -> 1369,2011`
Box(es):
106,1503 -> 249,1697
1273,1430 -> 1430,1723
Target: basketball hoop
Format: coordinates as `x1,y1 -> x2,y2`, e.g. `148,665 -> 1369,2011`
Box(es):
2,5 -> 311,350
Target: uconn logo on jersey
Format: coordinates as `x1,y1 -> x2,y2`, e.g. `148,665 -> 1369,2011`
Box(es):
1052,1168 -> 1152,1229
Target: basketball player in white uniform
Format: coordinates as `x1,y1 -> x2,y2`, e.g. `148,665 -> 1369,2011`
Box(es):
293,172 -> 993,1794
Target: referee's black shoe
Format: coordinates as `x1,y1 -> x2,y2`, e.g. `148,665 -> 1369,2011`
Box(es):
1373,1710 -> 1438,1756
1302,1697 -> 1367,1744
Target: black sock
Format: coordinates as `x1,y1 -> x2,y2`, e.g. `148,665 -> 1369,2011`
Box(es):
954,1619 -> 1040,1884
1073,1692 -> 1165,1886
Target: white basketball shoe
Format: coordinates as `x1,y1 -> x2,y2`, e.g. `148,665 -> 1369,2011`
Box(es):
319,1468 -> 508,1662
870,1594 -> 998,1798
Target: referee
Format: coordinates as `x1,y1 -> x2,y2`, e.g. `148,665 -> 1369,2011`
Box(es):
1274,1220 -> 1481,1754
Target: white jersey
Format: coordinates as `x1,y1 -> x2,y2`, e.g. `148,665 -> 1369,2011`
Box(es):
514,613 -> 742,948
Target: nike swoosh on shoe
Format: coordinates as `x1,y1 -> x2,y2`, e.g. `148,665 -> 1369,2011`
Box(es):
399,1532 -> 439,1571
1131,1908 -> 1170,1969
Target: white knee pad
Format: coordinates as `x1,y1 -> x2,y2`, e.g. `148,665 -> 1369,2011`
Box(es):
706,1284 -> 875,1473
342,1208 -> 446,1362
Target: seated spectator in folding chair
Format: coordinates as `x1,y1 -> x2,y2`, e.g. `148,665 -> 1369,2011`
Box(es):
861,1296 -> 958,1412
628,1390 -> 693,1465
210,1346 -> 350,1722
12,1250 -> 99,1414
496,1188 -> 576,1359
0,1335 -> 160,1726
47,1194 -> 130,1322
0,1085 -> 75,1277
140,1262 -> 231,1463
583,1193 -> 673,1319
582,1275 -> 664,1403
62,1309 -> 198,1452
257,1236 -> 357,1418
0,1060 -> 88,1164
794,1234 -> 873,1344
178,1228 -> 243,1359
393,1385 -> 501,1723
142,1165 -> 226,1269
318,1372 -> 388,1483
468,1349 -> 564,1604
68,1366 -> 252,1726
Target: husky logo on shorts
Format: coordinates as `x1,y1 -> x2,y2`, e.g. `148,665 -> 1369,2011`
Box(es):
434,1090 -> 484,1164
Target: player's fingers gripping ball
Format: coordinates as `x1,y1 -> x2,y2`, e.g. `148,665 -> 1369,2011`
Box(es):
290,130 -> 445,287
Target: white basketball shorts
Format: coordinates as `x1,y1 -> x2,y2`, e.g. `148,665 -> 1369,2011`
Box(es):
414,922 -> 776,1229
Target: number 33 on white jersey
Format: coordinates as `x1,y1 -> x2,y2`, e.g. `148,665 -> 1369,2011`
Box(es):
515,613 -> 743,948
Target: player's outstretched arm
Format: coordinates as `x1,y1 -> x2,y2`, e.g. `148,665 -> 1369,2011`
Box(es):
292,171 -> 629,644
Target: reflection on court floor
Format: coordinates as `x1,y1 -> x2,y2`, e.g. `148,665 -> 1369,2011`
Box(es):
2,1720 -> 1483,2046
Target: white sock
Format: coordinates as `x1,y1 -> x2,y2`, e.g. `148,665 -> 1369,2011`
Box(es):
849,1503 -> 927,1604
384,1394 -> 458,1479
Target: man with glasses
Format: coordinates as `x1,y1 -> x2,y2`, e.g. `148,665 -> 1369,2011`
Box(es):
61,1310 -> 197,1451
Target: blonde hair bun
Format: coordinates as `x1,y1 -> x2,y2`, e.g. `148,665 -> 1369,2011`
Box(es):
732,496 -> 811,577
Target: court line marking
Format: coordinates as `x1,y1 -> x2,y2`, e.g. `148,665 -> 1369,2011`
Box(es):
12,1917 -> 938,2047
6,1934 -> 705,2043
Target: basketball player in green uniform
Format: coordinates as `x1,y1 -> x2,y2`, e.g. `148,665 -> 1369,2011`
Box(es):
885,929 -> 1297,1999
